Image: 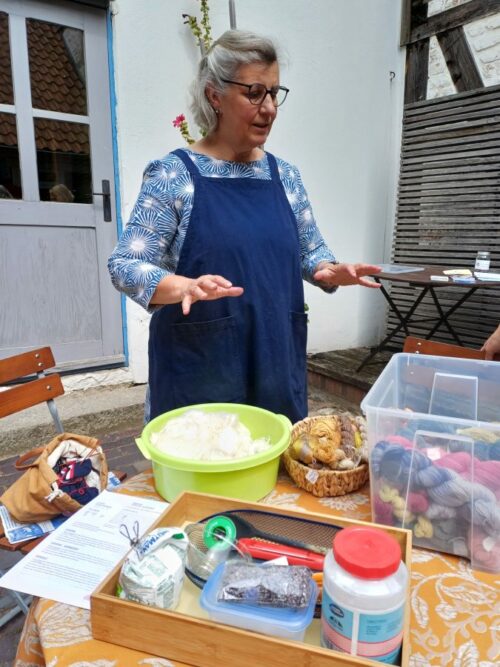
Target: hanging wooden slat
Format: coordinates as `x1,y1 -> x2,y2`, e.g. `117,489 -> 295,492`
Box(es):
394,228 -> 499,236
401,158 -> 500,173
405,109 -> 500,132
405,98 -> 500,125
402,143 -> 500,159
405,130 -> 500,150
397,217 -> 499,225
398,193 -> 500,202
405,118 -> 500,139
403,149 -> 500,165
403,130 -> 500,152
387,84 -> 500,349
400,179 -> 500,190
404,86 -> 500,116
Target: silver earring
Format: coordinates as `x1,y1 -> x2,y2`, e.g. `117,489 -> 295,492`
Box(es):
215,108 -> 220,115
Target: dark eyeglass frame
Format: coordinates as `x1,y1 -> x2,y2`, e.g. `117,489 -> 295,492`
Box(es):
221,79 -> 290,107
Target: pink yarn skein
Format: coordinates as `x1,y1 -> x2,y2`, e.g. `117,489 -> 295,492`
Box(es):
407,491 -> 429,513
373,497 -> 394,525
474,461 -> 500,492
434,452 -> 500,492
435,452 -> 472,477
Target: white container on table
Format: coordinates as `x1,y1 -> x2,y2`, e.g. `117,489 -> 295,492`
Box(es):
321,526 -> 408,664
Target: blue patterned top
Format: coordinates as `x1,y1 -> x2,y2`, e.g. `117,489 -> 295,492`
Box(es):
108,148 -> 336,311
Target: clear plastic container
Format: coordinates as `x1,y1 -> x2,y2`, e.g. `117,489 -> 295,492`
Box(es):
361,353 -> 500,573
200,562 -> 318,641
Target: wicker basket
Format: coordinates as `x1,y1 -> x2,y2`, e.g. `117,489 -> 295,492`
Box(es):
282,415 -> 369,497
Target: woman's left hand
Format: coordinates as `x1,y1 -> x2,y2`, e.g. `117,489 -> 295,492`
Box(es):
313,262 -> 382,288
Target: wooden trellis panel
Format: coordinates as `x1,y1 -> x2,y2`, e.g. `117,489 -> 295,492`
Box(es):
388,84 -> 500,348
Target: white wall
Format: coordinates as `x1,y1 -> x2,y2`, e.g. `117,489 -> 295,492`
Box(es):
111,0 -> 406,383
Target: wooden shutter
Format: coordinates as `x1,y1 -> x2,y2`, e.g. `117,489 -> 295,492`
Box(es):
388,83 -> 500,348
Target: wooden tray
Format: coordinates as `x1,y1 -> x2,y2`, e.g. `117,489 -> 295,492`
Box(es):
91,491 -> 412,667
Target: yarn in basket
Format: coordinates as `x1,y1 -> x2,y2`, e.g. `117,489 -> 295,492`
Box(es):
283,414 -> 369,497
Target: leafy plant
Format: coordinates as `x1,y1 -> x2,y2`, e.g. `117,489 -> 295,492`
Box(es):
173,1 -> 213,142
182,0 -> 212,55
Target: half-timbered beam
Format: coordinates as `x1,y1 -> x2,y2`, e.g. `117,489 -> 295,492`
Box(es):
437,26 -> 483,92
404,0 -> 500,45
400,0 -> 413,47
405,39 -> 430,104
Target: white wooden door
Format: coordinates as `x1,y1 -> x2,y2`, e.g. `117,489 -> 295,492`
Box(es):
0,0 -> 124,370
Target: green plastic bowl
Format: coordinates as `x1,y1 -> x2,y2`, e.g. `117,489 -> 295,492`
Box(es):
135,403 -> 292,502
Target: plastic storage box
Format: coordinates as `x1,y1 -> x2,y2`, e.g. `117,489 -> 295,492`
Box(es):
361,353 -> 500,573
200,562 -> 318,641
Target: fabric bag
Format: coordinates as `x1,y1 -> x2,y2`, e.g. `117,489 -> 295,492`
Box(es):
0,432 -> 108,523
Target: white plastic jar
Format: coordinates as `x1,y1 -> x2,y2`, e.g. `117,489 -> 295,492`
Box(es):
321,526 -> 408,665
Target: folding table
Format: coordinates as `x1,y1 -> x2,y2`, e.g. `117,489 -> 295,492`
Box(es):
357,265 -> 500,371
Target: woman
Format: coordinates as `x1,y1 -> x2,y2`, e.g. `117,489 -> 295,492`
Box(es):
108,29 -> 380,423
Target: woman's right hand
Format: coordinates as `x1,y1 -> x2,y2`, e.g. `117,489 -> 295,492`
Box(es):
180,275 -> 244,315
150,273 -> 244,314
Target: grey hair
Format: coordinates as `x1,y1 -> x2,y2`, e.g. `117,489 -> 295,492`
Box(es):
190,29 -> 280,135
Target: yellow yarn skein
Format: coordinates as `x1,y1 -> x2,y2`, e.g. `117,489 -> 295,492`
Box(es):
456,427 -> 498,443
379,485 -> 415,523
413,516 -> 433,538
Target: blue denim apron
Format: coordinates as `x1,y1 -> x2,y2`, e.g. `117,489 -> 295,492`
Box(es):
148,149 -> 307,423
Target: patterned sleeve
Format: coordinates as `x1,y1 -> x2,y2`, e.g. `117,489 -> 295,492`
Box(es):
107,154 -> 193,311
276,158 -> 337,292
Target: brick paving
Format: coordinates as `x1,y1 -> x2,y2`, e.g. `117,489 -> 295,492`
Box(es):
0,387 -> 357,665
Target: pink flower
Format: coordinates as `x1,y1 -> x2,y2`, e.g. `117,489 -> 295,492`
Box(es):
172,114 -> 186,128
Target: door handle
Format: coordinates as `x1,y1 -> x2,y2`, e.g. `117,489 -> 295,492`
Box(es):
92,179 -> 112,222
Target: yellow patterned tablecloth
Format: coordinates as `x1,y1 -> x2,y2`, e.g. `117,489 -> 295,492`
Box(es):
14,470 -> 500,667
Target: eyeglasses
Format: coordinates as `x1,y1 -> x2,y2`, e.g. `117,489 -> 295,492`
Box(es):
221,79 -> 289,107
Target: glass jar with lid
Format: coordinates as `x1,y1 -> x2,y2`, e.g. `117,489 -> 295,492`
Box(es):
475,251 -> 491,271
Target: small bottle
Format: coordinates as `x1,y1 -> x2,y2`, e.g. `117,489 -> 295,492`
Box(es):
321,526 -> 408,664
475,251 -> 491,271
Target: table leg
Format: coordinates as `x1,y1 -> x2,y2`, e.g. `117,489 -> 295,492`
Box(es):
426,286 -> 478,342
378,282 -> 412,337
356,286 -> 430,372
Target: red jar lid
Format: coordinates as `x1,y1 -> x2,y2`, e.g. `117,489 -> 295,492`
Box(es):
333,526 -> 402,579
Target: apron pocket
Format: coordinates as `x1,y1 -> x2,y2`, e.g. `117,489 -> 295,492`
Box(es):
290,311 -> 308,399
170,315 -> 245,406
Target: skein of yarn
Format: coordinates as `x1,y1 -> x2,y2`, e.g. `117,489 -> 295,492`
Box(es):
370,437 -> 500,572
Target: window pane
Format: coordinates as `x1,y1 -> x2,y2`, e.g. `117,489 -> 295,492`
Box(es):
0,12 -> 14,105
0,113 -> 22,199
27,19 -> 87,115
34,118 -> 92,203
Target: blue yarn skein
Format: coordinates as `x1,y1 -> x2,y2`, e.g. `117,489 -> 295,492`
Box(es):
488,441 -> 500,461
426,503 -> 457,520
415,465 -> 452,489
459,498 -> 500,537
371,442 -> 433,490
370,441 -> 392,477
